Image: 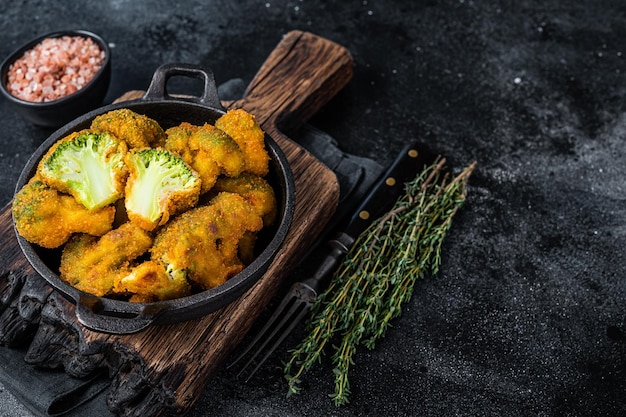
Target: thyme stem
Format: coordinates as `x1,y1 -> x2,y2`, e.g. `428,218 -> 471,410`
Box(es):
284,158 -> 476,405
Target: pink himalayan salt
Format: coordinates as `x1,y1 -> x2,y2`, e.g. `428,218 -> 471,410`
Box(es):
6,35 -> 105,103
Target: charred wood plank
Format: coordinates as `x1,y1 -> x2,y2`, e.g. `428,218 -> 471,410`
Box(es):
0,275 -> 52,347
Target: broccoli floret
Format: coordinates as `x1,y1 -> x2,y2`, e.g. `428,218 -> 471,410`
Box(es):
91,108 -> 167,148
124,148 -> 201,231
38,130 -> 128,210
164,122 -> 245,193
113,260 -> 191,302
12,178 -> 116,248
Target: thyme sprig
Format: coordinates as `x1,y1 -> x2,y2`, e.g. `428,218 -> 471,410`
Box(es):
284,157 -> 476,405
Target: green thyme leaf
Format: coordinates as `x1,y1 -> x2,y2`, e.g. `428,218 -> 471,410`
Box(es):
284,157 -> 476,406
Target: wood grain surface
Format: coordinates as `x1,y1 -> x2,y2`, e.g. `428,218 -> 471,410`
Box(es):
0,30 -> 353,416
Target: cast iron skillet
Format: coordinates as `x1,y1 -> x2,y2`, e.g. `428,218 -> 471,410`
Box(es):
14,63 -> 295,334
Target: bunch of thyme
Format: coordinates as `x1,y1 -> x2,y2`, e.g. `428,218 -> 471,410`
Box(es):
284,157 -> 476,405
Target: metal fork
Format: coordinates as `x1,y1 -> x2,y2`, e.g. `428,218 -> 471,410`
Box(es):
229,142 -> 428,381
228,232 -> 353,381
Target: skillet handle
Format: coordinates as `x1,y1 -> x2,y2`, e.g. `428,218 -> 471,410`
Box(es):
75,295 -> 162,335
143,63 -> 224,109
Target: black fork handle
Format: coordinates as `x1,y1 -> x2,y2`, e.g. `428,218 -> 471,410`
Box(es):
299,142 -> 431,294
300,232 -> 354,293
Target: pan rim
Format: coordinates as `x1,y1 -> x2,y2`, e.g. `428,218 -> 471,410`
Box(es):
14,97 -> 295,331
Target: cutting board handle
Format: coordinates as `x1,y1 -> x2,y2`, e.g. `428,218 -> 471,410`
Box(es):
232,30 -> 353,135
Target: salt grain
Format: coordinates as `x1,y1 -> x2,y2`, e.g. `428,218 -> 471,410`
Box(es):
6,35 -> 105,102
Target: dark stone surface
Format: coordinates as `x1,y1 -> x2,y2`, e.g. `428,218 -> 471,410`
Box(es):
1,0 -> 625,416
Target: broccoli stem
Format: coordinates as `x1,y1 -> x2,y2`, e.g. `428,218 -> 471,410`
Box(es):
79,146 -> 119,207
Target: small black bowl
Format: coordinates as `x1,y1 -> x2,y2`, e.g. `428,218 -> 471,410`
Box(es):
0,30 -> 111,128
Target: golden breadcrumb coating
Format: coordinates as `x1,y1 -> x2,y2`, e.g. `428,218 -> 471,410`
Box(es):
91,108 -> 167,148
12,178 -> 115,249
114,260 -> 191,302
215,109 -> 269,176
165,122 -> 245,193
59,222 -> 153,296
213,173 -> 277,227
151,192 -> 263,290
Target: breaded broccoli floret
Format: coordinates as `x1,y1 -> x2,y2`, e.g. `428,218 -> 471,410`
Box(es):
59,222 -> 153,296
124,148 -> 201,231
215,109 -> 269,176
113,260 -> 191,302
91,108 -> 167,148
38,130 -> 128,210
213,173 -> 277,226
151,192 -> 264,290
165,122 -> 245,193
12,178 -> 116,248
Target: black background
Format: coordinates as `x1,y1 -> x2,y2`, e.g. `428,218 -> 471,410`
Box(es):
0,1 -> 625,416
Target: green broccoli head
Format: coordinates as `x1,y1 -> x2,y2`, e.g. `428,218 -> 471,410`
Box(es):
125,148 -> 201,231
39,131 -> 128,210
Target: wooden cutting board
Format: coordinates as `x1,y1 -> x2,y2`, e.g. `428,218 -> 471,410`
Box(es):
0,30 -> 352,416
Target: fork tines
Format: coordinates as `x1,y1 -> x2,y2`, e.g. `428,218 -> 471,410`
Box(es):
228,282 -> 316,382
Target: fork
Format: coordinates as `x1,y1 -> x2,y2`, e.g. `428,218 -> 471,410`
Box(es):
228,142 -> 429,381
228,232 -> 353,381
